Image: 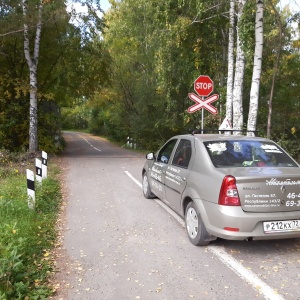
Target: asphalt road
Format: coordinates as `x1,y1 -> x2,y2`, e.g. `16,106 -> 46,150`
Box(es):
54,131 -> 300,300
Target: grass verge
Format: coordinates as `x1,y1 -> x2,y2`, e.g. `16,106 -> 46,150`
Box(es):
0,153 -> 62,299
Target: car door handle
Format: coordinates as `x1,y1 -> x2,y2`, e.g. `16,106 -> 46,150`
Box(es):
181,177 -> 186,181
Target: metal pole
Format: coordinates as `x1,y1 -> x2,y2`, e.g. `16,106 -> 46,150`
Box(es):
201,97 -> 204,134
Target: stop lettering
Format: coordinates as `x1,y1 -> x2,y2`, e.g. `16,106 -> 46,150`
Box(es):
194,75 -> 214,97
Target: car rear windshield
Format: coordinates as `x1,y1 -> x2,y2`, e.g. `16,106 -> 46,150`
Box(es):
204,140 -> 299,168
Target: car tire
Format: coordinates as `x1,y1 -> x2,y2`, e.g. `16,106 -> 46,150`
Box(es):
142,173 -> 155,199
185,201 -> 210,246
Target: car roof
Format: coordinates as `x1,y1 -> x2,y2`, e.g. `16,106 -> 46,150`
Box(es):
175,134 -> 272,143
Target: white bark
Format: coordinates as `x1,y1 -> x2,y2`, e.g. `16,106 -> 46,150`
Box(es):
226,0 -> 235,127
232,0 -> 246,133
247,0 -> 264,136
22,0 -> 43,152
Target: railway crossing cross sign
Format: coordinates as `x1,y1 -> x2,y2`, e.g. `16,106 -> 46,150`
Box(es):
188,93 -> 219,114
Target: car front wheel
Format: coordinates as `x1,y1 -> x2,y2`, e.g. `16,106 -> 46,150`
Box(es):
142,173 -> 155,199
185,202 -> 210,246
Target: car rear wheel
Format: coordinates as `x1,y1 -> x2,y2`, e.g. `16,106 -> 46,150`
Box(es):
185,202 -> 210,246
142,173 -> 155,199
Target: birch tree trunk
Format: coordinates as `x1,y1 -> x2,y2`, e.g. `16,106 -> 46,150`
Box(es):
247,0 -> 264,136
232,0 -> 246,133
226,0 -> 235,127
22,0 -> 43,152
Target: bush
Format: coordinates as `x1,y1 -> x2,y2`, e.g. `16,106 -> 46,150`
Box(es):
273,132 -> 300,163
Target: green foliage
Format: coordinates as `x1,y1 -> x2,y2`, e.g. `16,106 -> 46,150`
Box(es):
99,0 -> 227,147
271,130 -> 300,163
0,224 -> 27,299
63,0 -> 294,155
0,1 -> 110,153
1,0 -> 294,159
239,0 -> 256,58
0,156 -> 62,299
61,104 -> 89,131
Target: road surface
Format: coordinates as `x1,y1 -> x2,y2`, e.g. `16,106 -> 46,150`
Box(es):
53,131 -> 300,300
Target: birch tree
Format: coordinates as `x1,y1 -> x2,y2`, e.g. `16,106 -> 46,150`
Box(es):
247,0 -> 264,136
232,0 -> 246,133
22,0 -> 43,153
226,0 -> 235,127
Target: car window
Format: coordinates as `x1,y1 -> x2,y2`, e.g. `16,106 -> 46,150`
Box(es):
204,140 -> 298,168
157,139 -> 177,164
172,139 -> 192,168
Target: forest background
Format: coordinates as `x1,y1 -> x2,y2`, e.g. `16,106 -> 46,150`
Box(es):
0,0 -> 299,161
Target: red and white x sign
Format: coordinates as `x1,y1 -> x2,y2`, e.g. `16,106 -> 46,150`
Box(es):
188,93 -> 219,114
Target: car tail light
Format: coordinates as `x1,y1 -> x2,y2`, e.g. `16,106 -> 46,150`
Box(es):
218,175 -> 241,206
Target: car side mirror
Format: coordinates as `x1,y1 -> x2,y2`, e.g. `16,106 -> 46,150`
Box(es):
146,153 -> 154,160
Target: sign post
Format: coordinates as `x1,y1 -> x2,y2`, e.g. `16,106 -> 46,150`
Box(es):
187,75 -> 219,133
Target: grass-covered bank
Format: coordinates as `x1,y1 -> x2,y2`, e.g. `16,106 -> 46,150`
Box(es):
0,153 -> 62,299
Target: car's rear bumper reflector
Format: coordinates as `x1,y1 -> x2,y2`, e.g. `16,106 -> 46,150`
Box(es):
224,227 -> 240,232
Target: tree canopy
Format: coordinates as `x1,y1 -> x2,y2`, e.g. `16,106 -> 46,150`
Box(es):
0,0 -> 299,160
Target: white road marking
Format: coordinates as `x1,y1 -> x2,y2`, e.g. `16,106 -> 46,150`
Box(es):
125,170 -> 285,300
125,171 -> 185,225
76,133 -> 102,152
209,246 -> 284,300
125,171 -> 142,188
155,200 -> 185,226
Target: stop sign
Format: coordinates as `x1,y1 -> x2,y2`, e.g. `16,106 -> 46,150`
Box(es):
194,75 -> 213,97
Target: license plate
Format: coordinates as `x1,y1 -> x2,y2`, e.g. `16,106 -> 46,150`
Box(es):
263,220 -> 300,233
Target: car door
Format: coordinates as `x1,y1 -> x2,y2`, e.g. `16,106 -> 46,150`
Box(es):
149,139 -> 178,199
165,139 -> 192,214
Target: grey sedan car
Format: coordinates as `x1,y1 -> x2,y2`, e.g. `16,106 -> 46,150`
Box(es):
142,134 -> 300,246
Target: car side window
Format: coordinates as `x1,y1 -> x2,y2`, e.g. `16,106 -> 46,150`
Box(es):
172,139 -> 192,168
157,139 -> 177,164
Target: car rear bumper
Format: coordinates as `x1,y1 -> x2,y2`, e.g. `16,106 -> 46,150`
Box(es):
196,199 -> 300,241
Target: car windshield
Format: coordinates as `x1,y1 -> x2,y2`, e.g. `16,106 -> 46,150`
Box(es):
204,140 -> 298,168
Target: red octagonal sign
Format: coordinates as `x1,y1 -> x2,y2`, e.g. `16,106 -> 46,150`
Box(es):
194,75 -> 214,97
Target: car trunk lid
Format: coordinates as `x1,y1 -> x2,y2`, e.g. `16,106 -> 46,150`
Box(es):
232,167 -> 300,212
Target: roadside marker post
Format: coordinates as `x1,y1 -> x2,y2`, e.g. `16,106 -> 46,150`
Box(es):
35,158 -> 42,183
42,151 -> 47,179
126,137 -> 137,149
26,169 -> 35,209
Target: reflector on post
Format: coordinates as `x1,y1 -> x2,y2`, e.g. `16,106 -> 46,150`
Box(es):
36,158 -> 42,183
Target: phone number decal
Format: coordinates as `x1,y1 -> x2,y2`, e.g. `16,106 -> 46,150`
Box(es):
287,193 -> 300,199
285,200 -> 300,207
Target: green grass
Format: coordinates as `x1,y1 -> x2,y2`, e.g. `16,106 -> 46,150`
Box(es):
0,155 -> 62,299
